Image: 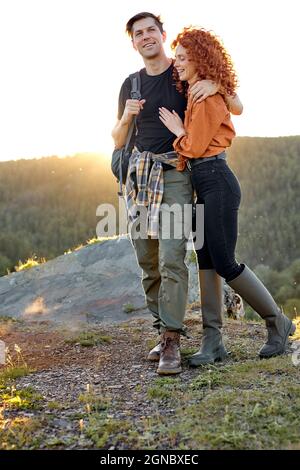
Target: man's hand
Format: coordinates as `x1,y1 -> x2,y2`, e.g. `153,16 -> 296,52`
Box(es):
159,107 -> 186,137
189,80 -> 219,104
121,98 -> 146,124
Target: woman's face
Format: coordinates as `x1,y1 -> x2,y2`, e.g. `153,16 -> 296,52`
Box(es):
174,44 -> 198,83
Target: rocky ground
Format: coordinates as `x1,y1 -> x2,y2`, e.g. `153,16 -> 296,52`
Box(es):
1,311 -> 300,450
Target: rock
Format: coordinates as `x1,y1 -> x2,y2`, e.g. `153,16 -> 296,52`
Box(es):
0,236 -> 199,326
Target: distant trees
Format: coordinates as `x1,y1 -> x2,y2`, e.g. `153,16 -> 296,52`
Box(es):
228,136 -> 300,270
0,138 -> 299,311
0,153 -> 118,275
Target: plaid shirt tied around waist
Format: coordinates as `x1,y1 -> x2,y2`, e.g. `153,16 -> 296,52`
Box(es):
125,148 -> 180,237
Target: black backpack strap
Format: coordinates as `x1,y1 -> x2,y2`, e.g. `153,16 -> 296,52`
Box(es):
118,119 -> 134,193
118,71 -> 141,195
129,72 -> 141,101
124,71 -> 141,150
129,71 -> 141,143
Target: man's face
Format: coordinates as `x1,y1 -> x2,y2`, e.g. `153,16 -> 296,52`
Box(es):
131,17 -> 166,59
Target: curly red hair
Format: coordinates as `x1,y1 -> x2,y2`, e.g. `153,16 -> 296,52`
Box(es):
171,27 -> 238,96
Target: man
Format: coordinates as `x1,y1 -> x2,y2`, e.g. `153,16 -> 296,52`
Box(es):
112,12 -> 243,375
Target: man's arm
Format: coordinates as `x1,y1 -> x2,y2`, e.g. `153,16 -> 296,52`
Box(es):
112,99 -> 146,149
189,80 -> 243,115
111,117 -> 131,149
223,93 -> 243,115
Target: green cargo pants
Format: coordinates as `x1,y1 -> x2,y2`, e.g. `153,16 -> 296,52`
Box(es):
130,169 -> 193,334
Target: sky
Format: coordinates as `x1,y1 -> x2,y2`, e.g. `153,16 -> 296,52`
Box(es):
0,0 -> 299,161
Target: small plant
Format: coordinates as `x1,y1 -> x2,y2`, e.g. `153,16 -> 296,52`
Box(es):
86,236 -> 119,245
78,384 -> 111,413
0,316 -> 20,323
147,377 -> 181,399
0,344 -> 33,385
47,401 -> 64,410
122,303 -> 136,314
0,416 -> 43,450
191,368 -> 223,390
65,332 -> 112,347
181,347 -> 199,358
1,386 -> 43,410
15,256 -> 46,272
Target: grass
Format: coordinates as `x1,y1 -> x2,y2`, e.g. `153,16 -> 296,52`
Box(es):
0,315 -> 21,323
0,416 -> 44,450
170,388 -> 300,450
81,342 -> 300,449
1,386 -> 43,410
65,331 -> 112,347
64,235 -> 121,254
181,347 -> 199,357
78,392 -> 111,413
15,256 -> 46,272
0,345 -> 43,449
147,377 -> 182,400
47,401 -> 64,410
122,303 -> 137,313
86,236 -> 119,245
0,365 -> 33,382
85,415 -> 132,448
0,318 -> 299,450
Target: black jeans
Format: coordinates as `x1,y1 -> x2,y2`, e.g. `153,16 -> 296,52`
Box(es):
191,158 -> 244,282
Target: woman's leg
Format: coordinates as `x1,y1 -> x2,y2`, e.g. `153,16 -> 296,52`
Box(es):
193,160 -> 295,357
189,267 -> 228,366
189,200 -> 228,366
228,265 -> 296,357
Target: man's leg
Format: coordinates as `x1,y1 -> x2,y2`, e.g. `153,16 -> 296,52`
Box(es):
157,169 -> 193,374
131,234 -> 161,331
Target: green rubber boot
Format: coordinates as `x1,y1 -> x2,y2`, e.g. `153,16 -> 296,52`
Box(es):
189,269 -> 228,367
228,265 -> 296,358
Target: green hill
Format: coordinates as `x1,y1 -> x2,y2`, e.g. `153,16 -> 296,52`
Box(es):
228,136 -> 300,271
0,153 -> 118,274
0,138 -> 299,314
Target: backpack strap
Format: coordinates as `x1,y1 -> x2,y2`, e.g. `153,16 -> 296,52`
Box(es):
130,72 -> 141,101
118,71 -> 141,194
119,119 -> 135,193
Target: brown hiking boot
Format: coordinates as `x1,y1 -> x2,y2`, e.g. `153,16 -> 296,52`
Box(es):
147,343 -> 161,362
157,331 -> 182,375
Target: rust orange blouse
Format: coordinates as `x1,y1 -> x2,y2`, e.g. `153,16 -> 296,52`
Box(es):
173,93 -> 236,171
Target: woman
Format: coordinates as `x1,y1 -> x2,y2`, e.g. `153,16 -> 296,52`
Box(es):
159,27 -> 295,366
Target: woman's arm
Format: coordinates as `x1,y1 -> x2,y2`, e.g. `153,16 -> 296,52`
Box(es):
159,98 -> 226,158
158,108 -> 186,138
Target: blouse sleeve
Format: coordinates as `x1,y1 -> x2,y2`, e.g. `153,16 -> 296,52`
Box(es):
173,96 -> 228,158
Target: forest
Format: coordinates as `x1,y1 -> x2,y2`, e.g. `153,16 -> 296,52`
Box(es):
0,137 -> 299,314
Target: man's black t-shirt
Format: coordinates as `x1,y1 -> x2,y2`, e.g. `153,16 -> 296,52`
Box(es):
117,63 -> 187,155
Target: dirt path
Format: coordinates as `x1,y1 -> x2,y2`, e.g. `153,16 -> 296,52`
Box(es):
1,313 -> 299,450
